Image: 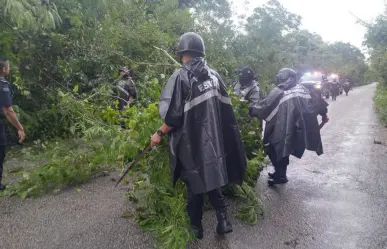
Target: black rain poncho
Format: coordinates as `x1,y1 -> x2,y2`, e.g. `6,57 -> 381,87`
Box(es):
159,58 -> 247,194
330,81 -> 340,95
249,79 -> 328,162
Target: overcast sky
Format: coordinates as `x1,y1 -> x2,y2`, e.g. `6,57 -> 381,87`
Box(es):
231,0 -> 385,50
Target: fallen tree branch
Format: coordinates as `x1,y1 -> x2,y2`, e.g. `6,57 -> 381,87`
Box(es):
108,50 -> 176,67
153,46 -> 181,67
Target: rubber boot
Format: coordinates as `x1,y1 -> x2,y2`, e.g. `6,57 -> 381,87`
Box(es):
267,165 -> 286,179
215,209 -> 233,235
268,177 -> 289,186
191,224 -> 203,240
268,164 -> 288,186
268,172 -> 288,181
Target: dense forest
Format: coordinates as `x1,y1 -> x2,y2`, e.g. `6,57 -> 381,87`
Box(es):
0,1 -> 382,248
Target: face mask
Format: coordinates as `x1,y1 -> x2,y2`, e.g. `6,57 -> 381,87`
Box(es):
239,76 -> 253,86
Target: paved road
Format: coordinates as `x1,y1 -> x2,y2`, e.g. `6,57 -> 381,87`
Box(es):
1,83 -> 387,249
0,175 -> 153,249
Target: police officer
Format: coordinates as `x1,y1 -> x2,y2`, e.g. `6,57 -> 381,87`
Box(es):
233,67 -> 264,105
116,67 -> 137,128
347,78 -> 353,90
249,68 -> 328,186
117,67 -> 136,110
150,32 -> 247,239
0,56 -> 25,191
343,79 -> 351,96
331,78 -> 339,101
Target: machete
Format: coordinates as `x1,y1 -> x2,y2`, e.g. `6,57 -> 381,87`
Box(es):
115,144 -> 152,187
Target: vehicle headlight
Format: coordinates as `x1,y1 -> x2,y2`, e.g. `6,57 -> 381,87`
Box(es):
315,84 -> 321,89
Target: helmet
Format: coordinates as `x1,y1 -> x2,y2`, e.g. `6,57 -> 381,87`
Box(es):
239,67 -> 255,80
118,67 -> 130,78
118,67 -> 130,74
276,68 -> 297,85
176,32 -> 205,56
239,67 -> 255,86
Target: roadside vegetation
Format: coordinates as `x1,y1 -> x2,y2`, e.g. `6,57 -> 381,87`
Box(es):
364,10 -> 387,126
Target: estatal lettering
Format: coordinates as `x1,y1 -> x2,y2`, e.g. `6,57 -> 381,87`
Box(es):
197,75 -> 220,92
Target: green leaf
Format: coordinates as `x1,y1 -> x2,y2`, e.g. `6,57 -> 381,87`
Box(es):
121,210 -> 134,218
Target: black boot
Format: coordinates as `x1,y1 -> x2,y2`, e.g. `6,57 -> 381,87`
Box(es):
215,209 -> 233,235
268,163 -> 281,180
268,177 -> 288,186
191,224 -> 203,240
0,183 -> 6,191
186,186 -> 204,240
268,163 -> 288,186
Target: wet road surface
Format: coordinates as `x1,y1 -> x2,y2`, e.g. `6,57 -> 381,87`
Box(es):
1,83 -> 387,249
0,174 -> 154,249
195,83 -> 387,249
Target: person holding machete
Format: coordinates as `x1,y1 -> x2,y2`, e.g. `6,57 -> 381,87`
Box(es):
249,68 -> 329,186
150,32 -> 247,239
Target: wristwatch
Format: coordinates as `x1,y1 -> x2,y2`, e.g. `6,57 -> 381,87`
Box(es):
157,130 -> 164,137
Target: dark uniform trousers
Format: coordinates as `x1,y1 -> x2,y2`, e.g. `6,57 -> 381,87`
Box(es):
186,186 -> 226,226
0,77 -> 13,185
266,145 -> 289,178
0,146 -> 5,183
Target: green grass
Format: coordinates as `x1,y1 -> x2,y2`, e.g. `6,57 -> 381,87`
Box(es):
374,84 -> 387,126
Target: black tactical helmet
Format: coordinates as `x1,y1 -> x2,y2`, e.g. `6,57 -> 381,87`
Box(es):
276,68 -> 297,85
176,32 -> 205,56
239,67 -> 255,80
